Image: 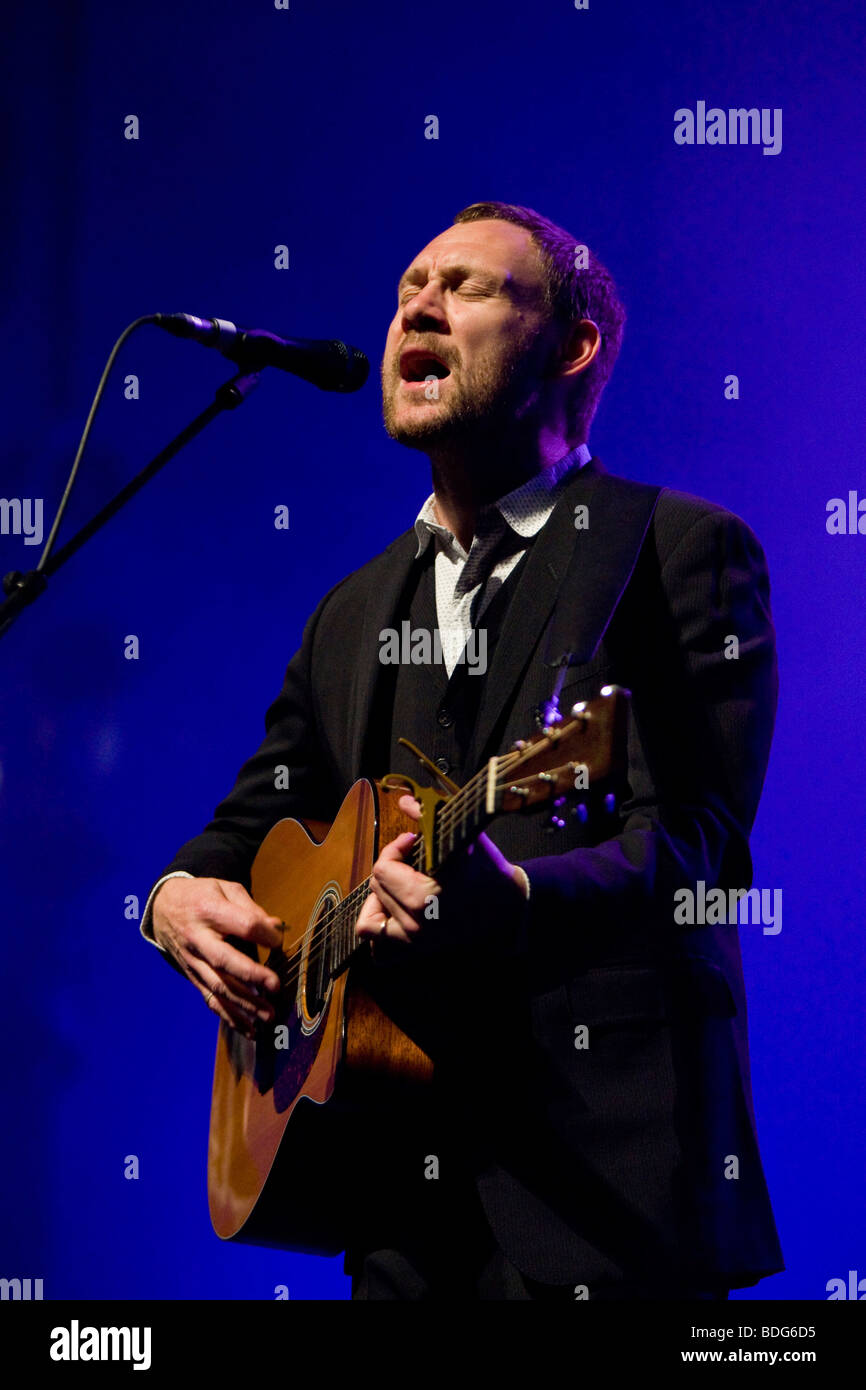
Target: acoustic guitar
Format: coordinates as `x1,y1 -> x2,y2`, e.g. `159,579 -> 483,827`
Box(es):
207,685 -> 629,1252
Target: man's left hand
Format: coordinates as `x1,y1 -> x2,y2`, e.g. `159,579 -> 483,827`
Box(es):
355,793 -> 529,953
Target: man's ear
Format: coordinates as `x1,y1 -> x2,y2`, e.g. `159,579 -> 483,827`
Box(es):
556,318 -> 601,381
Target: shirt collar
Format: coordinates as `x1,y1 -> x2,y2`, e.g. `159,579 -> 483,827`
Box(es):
413,441 -> 591,560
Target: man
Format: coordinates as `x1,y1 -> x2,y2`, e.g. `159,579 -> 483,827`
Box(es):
142,202 -> 784,1300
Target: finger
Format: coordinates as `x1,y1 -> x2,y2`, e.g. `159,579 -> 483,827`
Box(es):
366,878 -> 422,941
219,879 -> 283,932
372,858 -> 439,914
211,965 -> 276,1019
375,831 -> 419,865
190,954 -> 272,1017
181,935 -> 271,1004
355,889 -> 416,946
355,890 -> 388,937
397,794 -> 422,819
207,884 -> 284,949
202,986 -> 249,1036
192,968 -> 257,1039
358,903 -> 414,945
194,959 -> 274,1030
184,927 -> 282,996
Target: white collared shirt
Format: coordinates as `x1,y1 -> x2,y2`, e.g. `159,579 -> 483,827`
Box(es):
413,442 -> 591,676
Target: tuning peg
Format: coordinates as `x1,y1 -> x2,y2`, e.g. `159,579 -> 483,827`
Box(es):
572,802 -> 588,823
604,793 -> 617,814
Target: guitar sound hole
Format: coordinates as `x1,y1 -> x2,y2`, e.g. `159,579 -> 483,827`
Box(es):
303,890 -> 338,1022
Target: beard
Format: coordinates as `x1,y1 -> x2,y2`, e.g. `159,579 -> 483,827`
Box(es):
381,330 -> 552,454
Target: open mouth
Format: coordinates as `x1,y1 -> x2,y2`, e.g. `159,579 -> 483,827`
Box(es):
399,350 -> 452,384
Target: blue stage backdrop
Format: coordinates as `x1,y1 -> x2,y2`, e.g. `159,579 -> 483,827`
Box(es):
1,0 -> 864,1301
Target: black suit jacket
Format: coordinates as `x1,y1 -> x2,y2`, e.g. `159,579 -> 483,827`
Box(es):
154,457 -> 784,1288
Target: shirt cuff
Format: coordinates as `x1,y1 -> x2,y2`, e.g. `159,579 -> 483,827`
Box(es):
513,864 -> 531,901
140,871 -> 195,950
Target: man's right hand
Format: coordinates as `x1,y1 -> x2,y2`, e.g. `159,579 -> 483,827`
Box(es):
152,877 -> 283,1039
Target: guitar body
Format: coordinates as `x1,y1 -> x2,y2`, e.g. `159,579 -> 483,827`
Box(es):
207,777 -> 435,1253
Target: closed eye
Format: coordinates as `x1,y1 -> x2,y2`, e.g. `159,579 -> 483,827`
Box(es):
397,269 -> 499,304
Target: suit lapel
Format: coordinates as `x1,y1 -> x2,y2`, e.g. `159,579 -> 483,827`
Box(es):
465,458 -> 663,770
543,462 -> 663,667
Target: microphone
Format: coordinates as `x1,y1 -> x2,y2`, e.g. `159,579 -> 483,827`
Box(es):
154,313 -> 369,393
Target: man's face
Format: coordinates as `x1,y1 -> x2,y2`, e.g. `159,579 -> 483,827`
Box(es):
381,219 -> 558,450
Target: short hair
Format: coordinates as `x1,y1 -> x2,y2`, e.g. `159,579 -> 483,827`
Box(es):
452,201 -> 626,437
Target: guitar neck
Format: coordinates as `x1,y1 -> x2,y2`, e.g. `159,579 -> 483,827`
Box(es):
414,761 -> 498,875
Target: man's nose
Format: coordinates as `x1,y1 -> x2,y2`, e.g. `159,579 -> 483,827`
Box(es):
402,285 -> 447,333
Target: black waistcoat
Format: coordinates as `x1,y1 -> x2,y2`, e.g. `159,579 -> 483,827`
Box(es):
362,538 -> 530,790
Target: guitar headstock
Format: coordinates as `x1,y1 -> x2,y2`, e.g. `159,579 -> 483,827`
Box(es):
496,684 -> 630,822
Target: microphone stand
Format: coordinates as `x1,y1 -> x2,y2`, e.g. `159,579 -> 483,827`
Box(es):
0,368 -> 261,641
